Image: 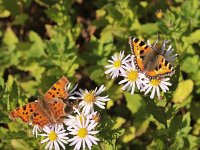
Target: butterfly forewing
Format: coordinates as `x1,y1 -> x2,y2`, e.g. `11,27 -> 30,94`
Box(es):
44,77 -> 69,101
129,37 -> 154,71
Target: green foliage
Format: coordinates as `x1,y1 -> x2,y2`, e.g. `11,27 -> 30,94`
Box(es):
0,0 -> 200,149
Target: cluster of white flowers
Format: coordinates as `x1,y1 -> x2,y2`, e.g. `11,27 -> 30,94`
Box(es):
32,84 -> 110,150
105,38 -> 177,99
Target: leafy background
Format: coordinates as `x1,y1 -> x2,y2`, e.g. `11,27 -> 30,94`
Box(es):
0,0 -> 200,149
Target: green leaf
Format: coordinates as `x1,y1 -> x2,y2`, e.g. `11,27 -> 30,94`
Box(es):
2,0 -> 20,16
183,30 -> 200,44
122,126 -> 135,143
113,117 -> 126,129
139,23 -> 159,35
191,102 -> 200,120
169,112 -> 191,137
166,104 -> 179,120
8,80 -> 19,110
2,27 -> 18,45
181,56 -> 199,73
45,8 -> 65,25
169,137 -> 184,150
146,100 -> 167,127
106,5 -> 123,21
185,135 -> 200,150
124,93 -> 145,114
0,9 -> 10,18
18,62 -> 45,81
11,139 -> 32,150
28,31 -> 45,58
172,79 -> 194,103
147,138 -> 165,150
0,111 -> 10,123
13,13 -> 28,26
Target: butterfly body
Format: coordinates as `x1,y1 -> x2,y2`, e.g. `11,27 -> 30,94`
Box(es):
9,77 -> 70,128
129,37 -> 174,79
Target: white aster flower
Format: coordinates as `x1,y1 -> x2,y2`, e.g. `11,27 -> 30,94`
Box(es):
32,125 -> 42,138
105,51 -> 131,79
118,58 -> 147,94
74,85 -> 110,115
68,116 -> 99,150
64,110 -> 85,127
64,114 -> 79,127
39,124 -> 69,150
141,77 -> 172,99
64,110 -> 100,127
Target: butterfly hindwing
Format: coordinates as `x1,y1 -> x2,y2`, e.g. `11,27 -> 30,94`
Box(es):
44,77 -> 69,101
30,109 -> 51,127
145,55 -> 174,78
48,98 -> 66,121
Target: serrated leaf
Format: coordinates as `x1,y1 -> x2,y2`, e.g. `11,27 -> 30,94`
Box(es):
9,80 -> 19,110
28,31 -> 45,58
169,137 -> 184,150
0,127 -> 8,137
185,135 -> 200,150
18,62 -> 45,81
166,104 -> 179,120
0,111 -> 10,123
169,112 -> 191,137
146,100 -> 167,127
147,138 -> 165,150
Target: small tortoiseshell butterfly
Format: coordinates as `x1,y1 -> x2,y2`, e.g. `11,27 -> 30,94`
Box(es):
129,37 -> 174,79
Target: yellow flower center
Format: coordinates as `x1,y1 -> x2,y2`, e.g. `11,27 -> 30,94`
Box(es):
48,131 -> 57,141
150,79 -> 161,86
77,128 -> 88,138
155,10 -> 164,19
113,60 -> 121,68
83,92 -> 96,103
127,70 -> 138,81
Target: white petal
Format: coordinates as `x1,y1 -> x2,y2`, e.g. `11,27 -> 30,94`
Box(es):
150,87 -> 156,99
41,138 -> 50,144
